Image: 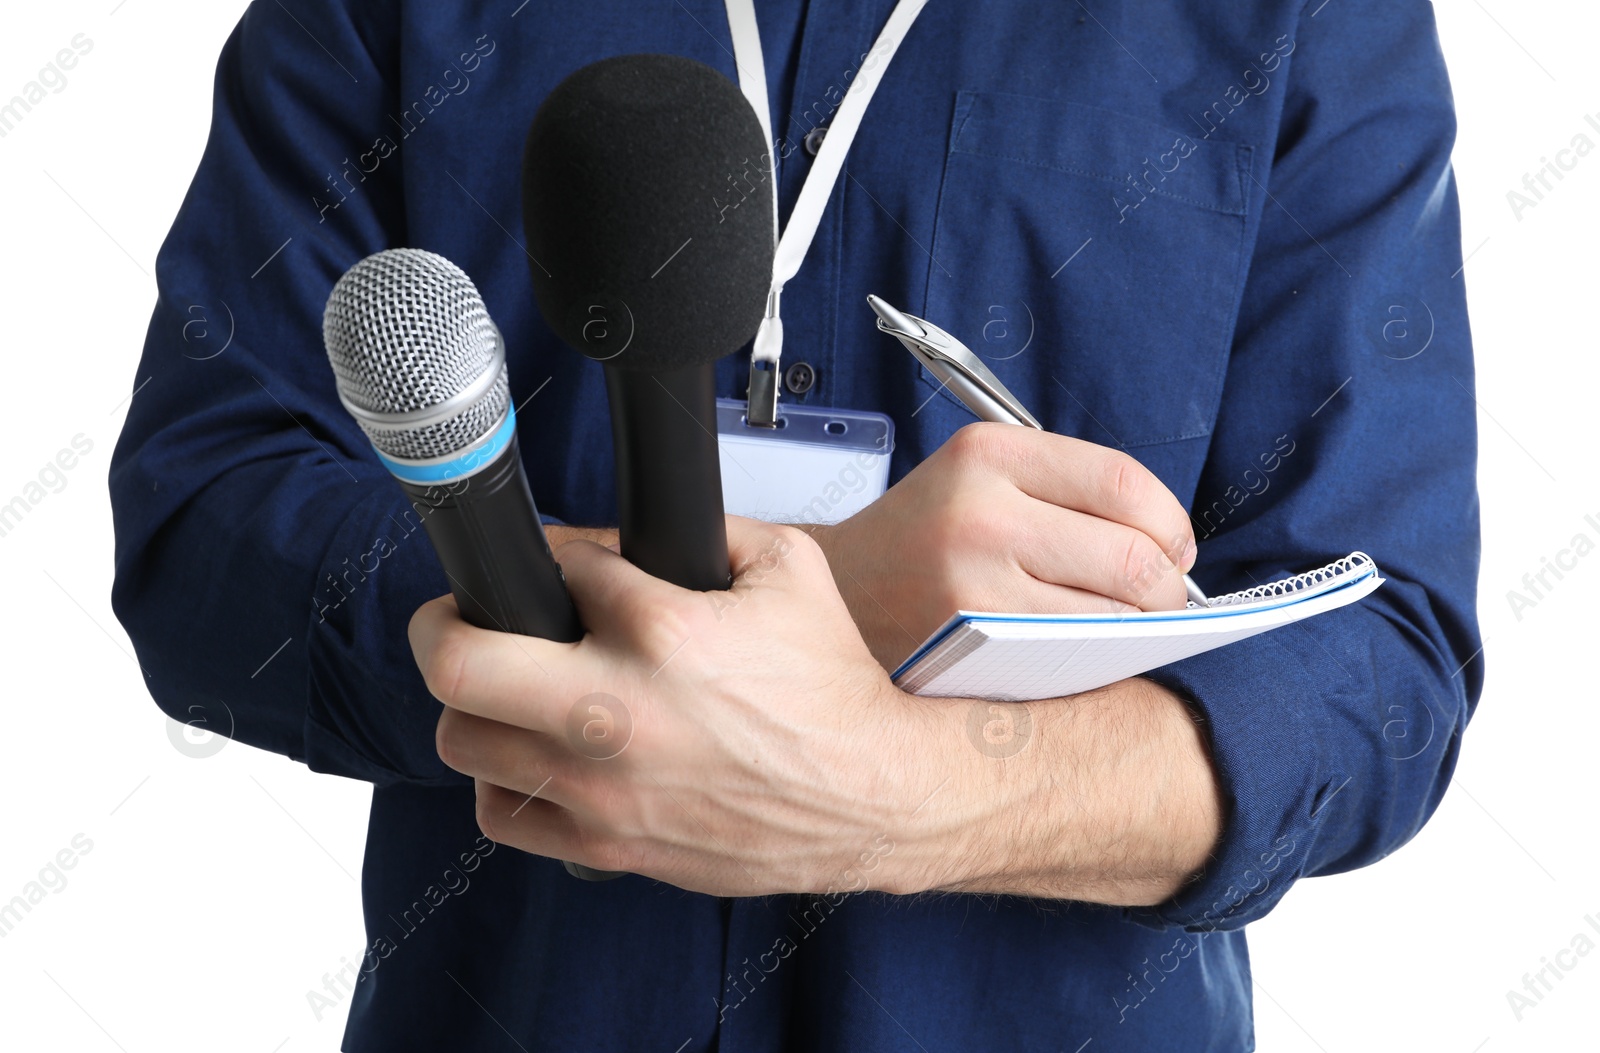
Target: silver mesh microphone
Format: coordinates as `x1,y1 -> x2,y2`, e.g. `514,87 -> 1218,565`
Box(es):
323,248 -> 512,468
321,247 -> 612,882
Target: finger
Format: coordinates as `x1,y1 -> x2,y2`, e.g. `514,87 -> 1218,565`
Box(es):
474,780 -> 584,860
556,524 -> 825,666
722,517 -> 855,628
436,708 -> 580,806
475,780 -> 637,875
951,424 -> 1196,568
408,593 -> 595,730
961,574 -> 1140,618
1014,503 -> 1190,610
553,537 -> 703,657
723,515 -> 814,579
584,516 -> 811,599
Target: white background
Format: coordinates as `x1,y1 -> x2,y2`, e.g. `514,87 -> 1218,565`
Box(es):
0,2 -> 1592,1050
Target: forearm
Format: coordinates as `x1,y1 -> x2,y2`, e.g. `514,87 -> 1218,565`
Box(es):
889,678 -> 1222,906
545,522 -> 1217,905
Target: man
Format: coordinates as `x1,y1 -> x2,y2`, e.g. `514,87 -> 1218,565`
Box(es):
109,1 -> 1480,1050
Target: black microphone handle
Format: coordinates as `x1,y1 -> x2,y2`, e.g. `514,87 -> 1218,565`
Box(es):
604,362 -> 732,592
397,434 -> 619,883
398,432 -> 581,643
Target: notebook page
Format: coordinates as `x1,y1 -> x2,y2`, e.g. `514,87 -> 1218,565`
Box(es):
895,554 -> 1382,701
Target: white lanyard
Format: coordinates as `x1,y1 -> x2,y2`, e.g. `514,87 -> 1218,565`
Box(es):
724,0 -> 929,423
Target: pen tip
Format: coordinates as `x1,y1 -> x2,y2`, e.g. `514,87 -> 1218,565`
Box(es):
865,294 -> 923,337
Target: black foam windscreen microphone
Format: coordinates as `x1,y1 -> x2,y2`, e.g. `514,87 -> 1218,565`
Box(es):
521,53 -> 774,592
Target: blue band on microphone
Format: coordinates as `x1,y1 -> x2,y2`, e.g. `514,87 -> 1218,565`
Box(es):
375,406 -> 516,484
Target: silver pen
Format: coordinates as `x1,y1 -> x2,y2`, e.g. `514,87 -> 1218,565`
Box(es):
867,294 -> 1208,607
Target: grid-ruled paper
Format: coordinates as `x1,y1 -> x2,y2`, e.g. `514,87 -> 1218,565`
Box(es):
895,556 -> 1383,701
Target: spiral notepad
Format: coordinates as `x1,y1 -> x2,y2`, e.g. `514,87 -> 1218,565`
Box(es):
892,552 -> 1383,701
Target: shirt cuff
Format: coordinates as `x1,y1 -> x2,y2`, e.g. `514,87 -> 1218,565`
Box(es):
1129,612 -> 1357,932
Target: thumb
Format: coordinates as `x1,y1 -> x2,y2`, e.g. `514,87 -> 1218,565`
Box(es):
722,516 -> 833,599
551,538 -> 683,639
723,515 -> 811,579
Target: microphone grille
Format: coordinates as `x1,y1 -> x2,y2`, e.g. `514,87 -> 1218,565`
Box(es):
323,248 -> 512,462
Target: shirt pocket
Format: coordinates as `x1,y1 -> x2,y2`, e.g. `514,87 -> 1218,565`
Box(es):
921,91 -> 1253,449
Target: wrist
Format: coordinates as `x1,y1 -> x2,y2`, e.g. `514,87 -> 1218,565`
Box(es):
904,679 -> 1221,905
867,689 -> 1020,896
546,524 -> 618,549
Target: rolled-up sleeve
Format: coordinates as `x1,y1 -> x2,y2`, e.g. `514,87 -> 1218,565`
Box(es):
109,1 -> 466,786
1132,0 -> 1482,930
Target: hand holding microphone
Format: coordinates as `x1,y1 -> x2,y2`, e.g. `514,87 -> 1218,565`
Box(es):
327,52 -> 776,885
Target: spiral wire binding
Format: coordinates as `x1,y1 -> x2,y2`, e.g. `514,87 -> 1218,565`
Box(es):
1197,552 -> 1375,608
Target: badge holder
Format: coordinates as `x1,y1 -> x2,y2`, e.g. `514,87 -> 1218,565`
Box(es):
717,399 -> 893,525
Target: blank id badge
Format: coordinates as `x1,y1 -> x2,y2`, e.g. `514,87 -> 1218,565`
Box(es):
716,399 -> 894,526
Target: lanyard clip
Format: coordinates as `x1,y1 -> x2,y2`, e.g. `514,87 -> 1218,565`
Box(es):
747,361 -> 780,427
746,289 -> 782,427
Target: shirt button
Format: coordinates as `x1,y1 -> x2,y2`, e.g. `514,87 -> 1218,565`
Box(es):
784,361 -> 817,395
803,125 -> 828,157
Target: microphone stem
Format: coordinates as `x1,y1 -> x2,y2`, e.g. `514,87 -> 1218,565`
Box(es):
397,434 -> 582,643
604,362 -> 732,592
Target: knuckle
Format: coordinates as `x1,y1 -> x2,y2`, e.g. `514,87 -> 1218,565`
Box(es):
789,531 -> 833,578
1101,453 -> 1146,514
763,524 -> 813,569
1117,534 -> 1148,595
1118,534 -> 1165,599
946,421 -> 1005,466
774,522 -> 811,554
434,712 -> 464,770
627,594 -> 696,664
1169,514 -> 1197,561
474,793 -> 502,844
420,629 -> 470,705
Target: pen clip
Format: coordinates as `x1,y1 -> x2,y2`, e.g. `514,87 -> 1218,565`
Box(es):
866,295 -> 1043,429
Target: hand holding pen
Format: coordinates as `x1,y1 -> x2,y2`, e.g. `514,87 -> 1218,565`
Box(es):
866,294 -> 1209,609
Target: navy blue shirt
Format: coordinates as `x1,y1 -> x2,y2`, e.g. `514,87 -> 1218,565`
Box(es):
109,2 -> 1482,1050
